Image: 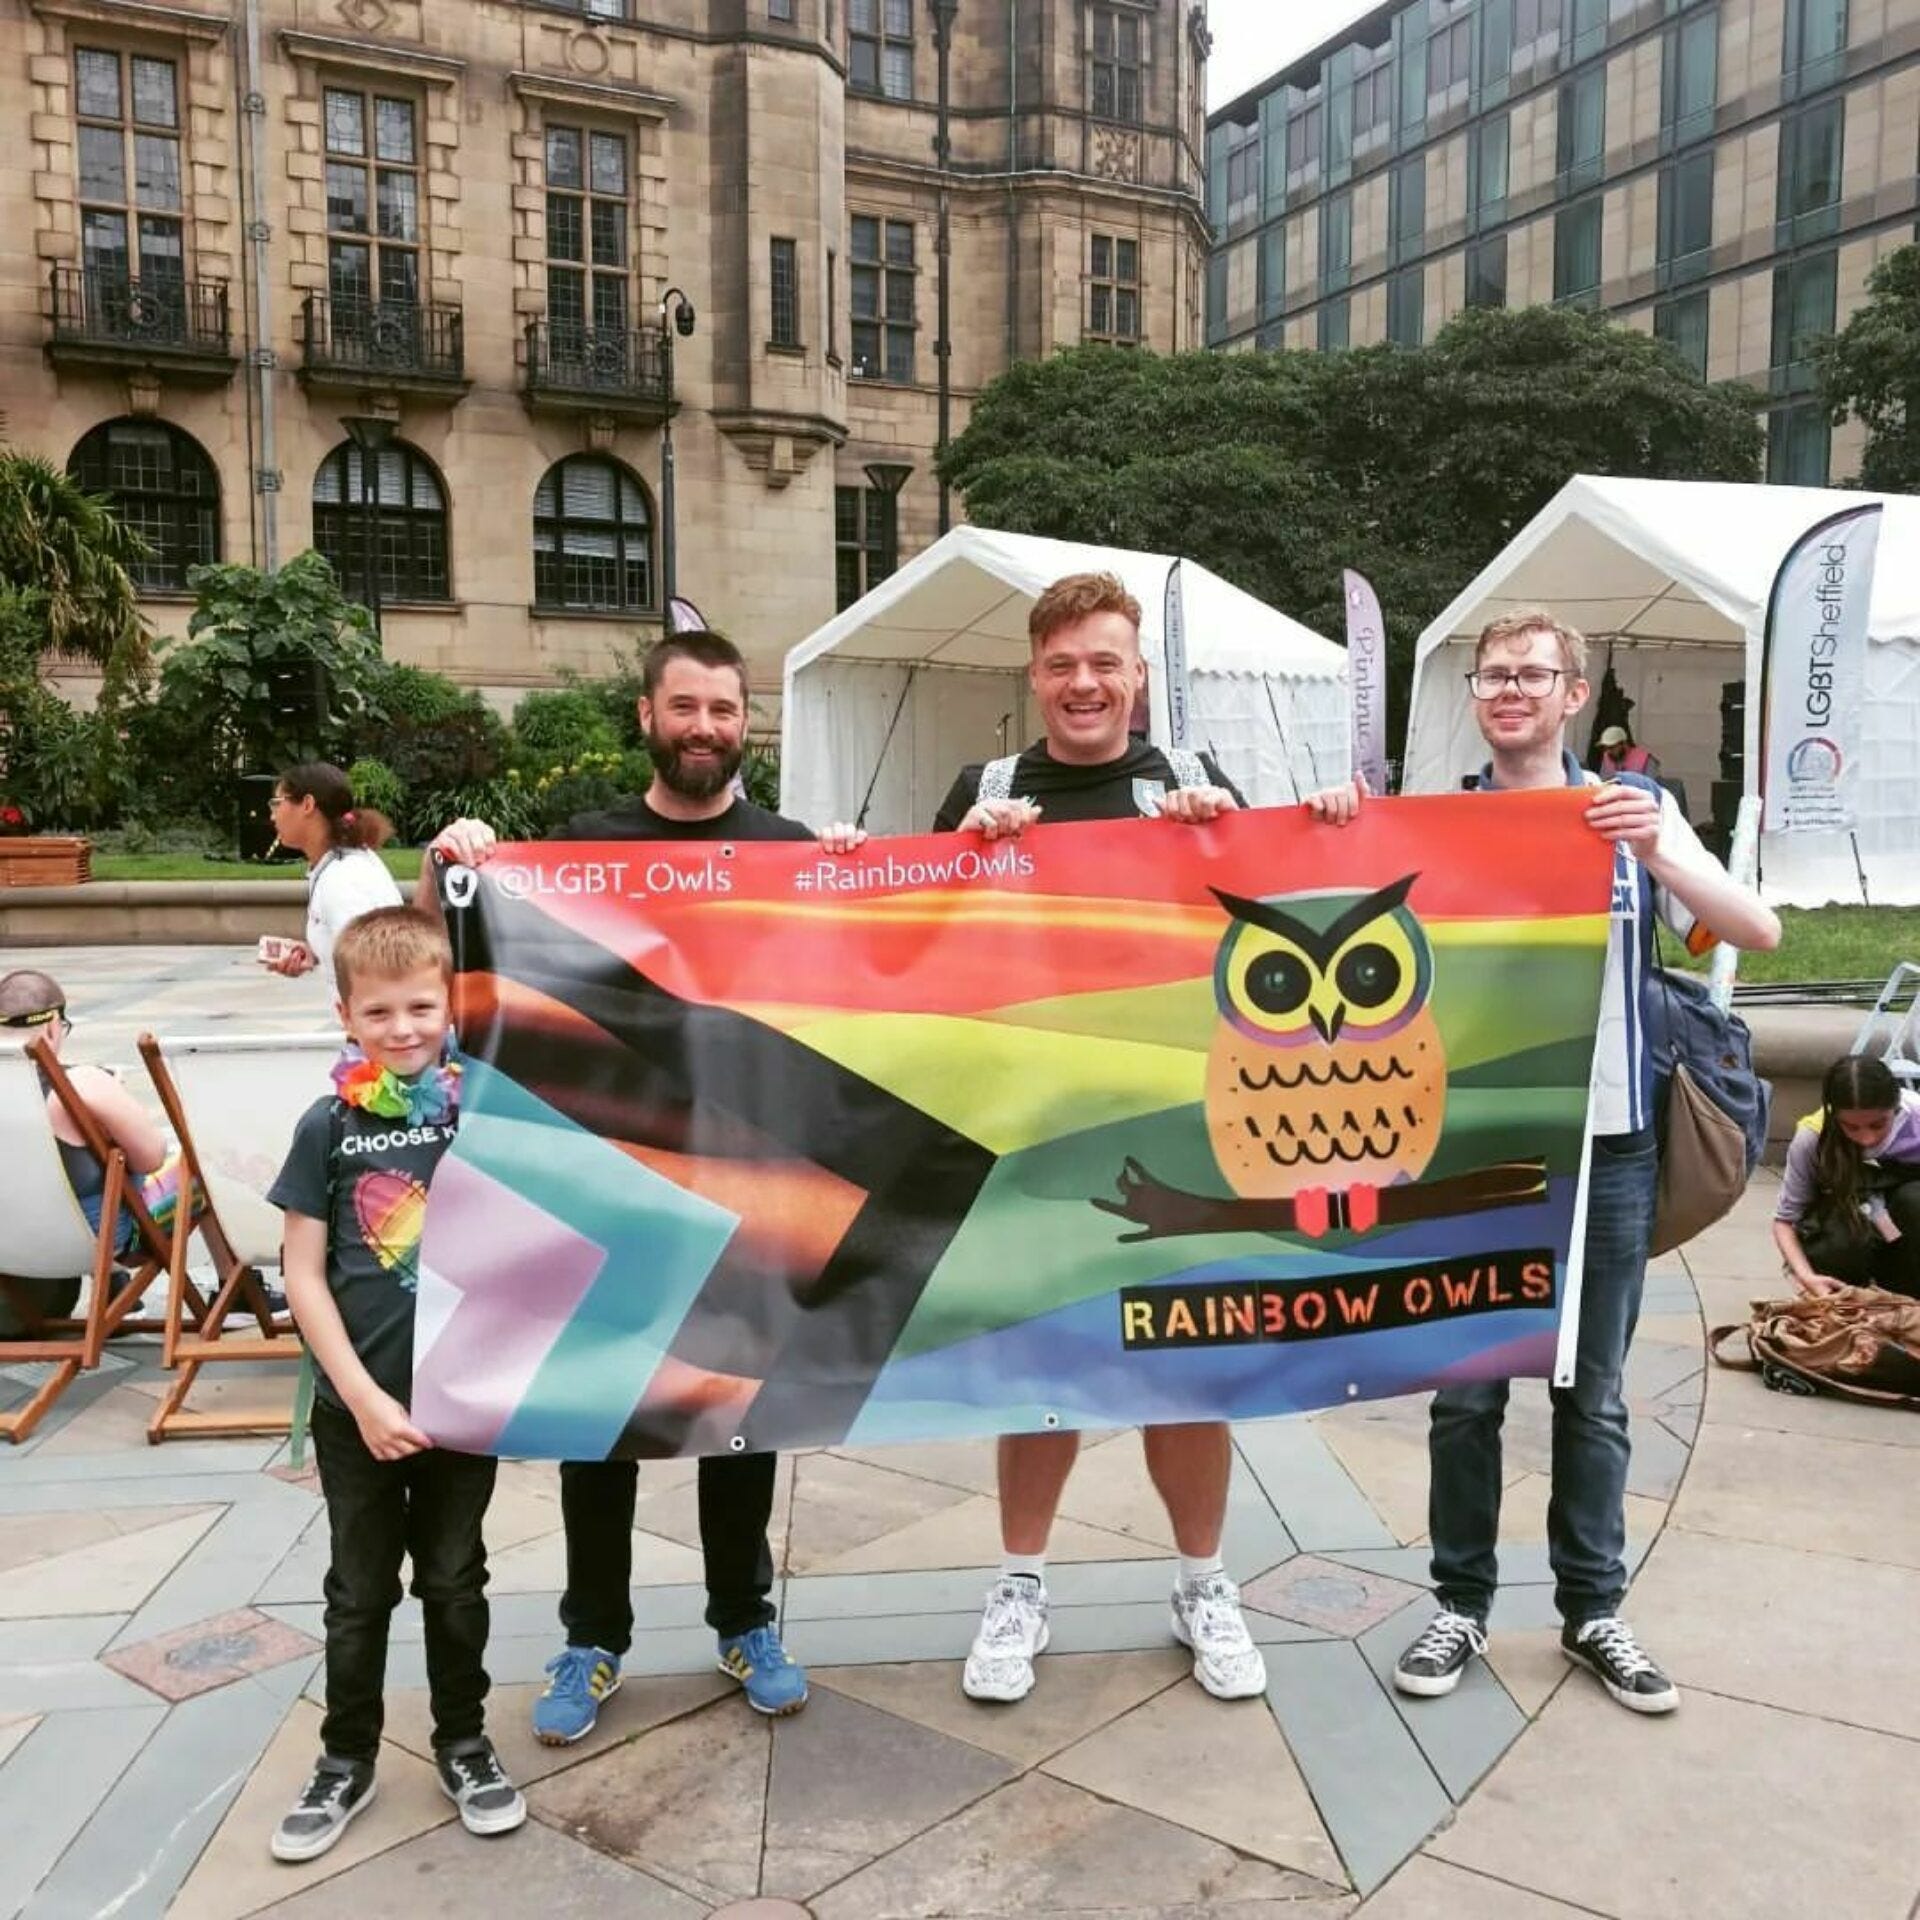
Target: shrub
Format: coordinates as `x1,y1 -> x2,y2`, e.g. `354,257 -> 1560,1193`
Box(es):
344,756 -> 405,826
741,745 -> 780,811
511,687 -> 621,770
558,653 -> 648,749
2,687 -> 134,831
416,774 -> 542,842
371,661 -> 478,726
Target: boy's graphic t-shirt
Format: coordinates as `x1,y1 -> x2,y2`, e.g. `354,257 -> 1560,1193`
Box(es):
268,1095 -> 457,1409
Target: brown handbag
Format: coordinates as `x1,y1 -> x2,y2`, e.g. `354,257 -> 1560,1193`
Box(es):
1710,1284 -> 1920,1408
1649,1061 -> 1751,1258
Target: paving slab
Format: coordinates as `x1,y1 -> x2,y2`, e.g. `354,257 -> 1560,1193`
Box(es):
170,1698 -> 454,1920
807,1490 -> 1168,1574
527,1697 -> 767,1906
782,1450 -> 979,1573
0,1505 -> 223,1619
1431,1682 -> 1920,1919
1699,1364 -> 1920,1448
0,1701 -> 165,1918
1233,1419 -> 1398,1552
1261,1638 -> 1453,1895
27,1671 -> 305,1920
381,1670 -> 733,1786
808,1772 -> 1350,1920
1244,1553 -> 1427,1636
0,1712 -> 40,1769
1045,1670 -> 1346,1884
815,1648 -> 1186,1767
250,1814 -> 705,1919
1676,1421 -> 1920,1568
761,1682 -> 1017,1898
1357,1855 -> 1609,1917
1628,1526 -> 1920,1738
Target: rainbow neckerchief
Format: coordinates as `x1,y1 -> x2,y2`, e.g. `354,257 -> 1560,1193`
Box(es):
331,1044 -> 462,1126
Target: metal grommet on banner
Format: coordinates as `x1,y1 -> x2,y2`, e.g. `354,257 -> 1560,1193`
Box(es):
720,843 -> 736,858
1042,1412 -> 1060,1429
1346,1383 -> 1359,1398
728,1434 -> 748,1451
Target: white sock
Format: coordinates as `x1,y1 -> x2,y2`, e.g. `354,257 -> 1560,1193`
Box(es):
1002,1553 -> 1047,1585
1178,1553 -> 1225,1588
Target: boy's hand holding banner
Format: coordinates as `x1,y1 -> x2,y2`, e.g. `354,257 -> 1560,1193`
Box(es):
418,793 -> 1614,1461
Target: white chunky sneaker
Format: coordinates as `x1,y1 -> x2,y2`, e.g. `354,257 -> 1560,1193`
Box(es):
1170,1571 -> 1268,1700
963,1575 -> 1050,1702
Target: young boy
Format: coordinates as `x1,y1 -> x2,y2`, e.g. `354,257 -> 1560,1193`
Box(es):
267,908 -> 524,1862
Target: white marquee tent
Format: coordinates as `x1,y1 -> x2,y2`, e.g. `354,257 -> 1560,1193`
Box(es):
1402,476 -> 1920,907
780,526 -> 1350,834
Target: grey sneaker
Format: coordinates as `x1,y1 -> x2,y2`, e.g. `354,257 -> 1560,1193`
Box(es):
435,1736 -> 527,1837
1392,1608 -> 1489,1698
963,1575 -> 1050,1702
1170,1572 -> 1268,1699
270,1754 -> 375,1863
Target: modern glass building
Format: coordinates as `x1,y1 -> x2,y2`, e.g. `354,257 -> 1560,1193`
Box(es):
1204,0 -> 1920,483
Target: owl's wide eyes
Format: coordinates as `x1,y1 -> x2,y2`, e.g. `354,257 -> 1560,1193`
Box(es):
1336,942 -> 1400,1010
1243,949 -> 1311,1015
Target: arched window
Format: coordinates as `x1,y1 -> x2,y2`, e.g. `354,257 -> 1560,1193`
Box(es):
67,418 -> 219,592
313,440 -> 450,603
532,455 -> 653,612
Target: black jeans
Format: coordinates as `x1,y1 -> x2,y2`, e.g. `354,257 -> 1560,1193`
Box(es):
1799,1173 -> 1920,1298
311,1396 -> 498,1764
559,1451 -> 776,1651
1428,1128 -> 1659,1627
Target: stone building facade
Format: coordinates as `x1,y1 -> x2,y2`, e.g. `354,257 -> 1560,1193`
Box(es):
2,0 -> 1211,701
1205,0 -> 1919,483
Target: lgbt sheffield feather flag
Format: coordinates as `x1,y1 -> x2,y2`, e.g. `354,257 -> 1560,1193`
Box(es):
416,791 -> 1615,1460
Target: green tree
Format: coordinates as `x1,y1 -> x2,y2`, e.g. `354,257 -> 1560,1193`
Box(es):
1815,242 -> 1920,492
137,550 -> 383,821
0,449 -> 148,689
939,308 -> 1766,737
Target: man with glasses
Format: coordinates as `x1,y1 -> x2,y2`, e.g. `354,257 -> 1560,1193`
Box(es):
1307,610 -> 1778,1715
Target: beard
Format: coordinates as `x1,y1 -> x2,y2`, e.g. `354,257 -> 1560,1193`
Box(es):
648,725 -> 743,802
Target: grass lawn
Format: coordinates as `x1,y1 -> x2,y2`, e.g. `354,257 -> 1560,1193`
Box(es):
91,847 -> 422,884
1677,906 -> 1920,984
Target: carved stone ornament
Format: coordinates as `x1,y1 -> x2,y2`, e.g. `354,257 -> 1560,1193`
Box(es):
336,0 -> 392,32
566,29 -> 611,76
124,370 -> 162,419
1092,127 -> 1140,182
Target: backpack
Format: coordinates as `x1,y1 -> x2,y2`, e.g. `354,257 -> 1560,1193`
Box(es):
1609,772 -> 1771,1256
976,747 -> 1211,806
1710,1285 -> 1920,1408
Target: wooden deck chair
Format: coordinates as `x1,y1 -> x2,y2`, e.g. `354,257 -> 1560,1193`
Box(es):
136,1031 -> 338,1442
0,1040 -> 163,1442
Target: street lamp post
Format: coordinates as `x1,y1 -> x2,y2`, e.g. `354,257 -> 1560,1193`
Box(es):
931,0 -> 957,535
657,287 -> 696,612
339,413 -> 394,640
863,460 -> 913,586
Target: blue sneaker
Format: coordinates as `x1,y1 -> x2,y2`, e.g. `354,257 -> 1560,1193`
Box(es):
717,1624 -> 809,1715
531,1645 -> 621,1745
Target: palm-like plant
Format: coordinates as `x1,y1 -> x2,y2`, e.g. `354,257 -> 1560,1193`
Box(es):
0,446 -> 150,689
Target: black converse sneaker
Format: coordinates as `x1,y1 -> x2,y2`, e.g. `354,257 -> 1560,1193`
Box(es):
435,1736 -> 528,1836
1561,1615 -> 1679,1714
1392,1608 -> 1489,1698
270,1755 -> 376,1863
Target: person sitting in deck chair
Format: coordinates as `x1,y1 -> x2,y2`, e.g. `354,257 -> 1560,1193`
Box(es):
0,970 -> 186,1327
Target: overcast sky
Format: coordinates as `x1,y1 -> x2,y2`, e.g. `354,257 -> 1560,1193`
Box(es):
1205,0 -> 1377,110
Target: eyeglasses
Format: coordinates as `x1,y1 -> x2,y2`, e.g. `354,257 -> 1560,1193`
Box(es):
1,1004 -> 67,1030
1465,665 -> 1567,700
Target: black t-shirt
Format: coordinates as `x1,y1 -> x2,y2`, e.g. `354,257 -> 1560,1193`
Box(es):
268,1096 -> 458,1409
932,739 -> 1241,830
553,793 -> 814,844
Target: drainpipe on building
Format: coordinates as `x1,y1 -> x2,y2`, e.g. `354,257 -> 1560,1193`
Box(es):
1005,0 -> 1018,370
241,0 -> 278,569
932,0 -> 957,536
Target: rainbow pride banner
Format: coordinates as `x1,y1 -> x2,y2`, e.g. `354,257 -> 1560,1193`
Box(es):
417,793 -> 1615,1459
